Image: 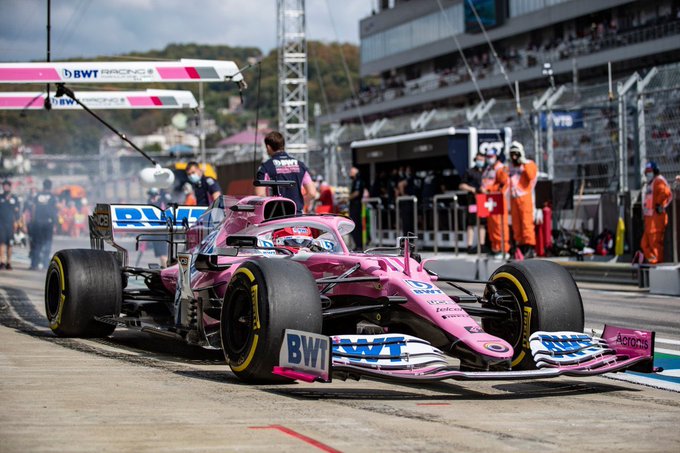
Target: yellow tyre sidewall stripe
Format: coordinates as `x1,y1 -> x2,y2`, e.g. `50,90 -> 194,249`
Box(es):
49,256 -> 66,330
230,267 -> 261,373
492,272 -> 532,367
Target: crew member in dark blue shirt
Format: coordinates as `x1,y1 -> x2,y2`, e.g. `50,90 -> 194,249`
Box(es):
254,131 -> 317,214
348,167 -> 365,251
0,180 -> 20,270
30,179 -> 59,270
185,161 -> 222,206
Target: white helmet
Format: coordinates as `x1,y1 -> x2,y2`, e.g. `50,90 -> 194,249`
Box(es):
509,141 -> 526,164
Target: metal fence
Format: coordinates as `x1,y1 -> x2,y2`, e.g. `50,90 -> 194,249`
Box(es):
321,61 -> 680,195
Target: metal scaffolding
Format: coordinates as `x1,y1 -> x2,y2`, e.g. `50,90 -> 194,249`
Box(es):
277,0 -> 308,161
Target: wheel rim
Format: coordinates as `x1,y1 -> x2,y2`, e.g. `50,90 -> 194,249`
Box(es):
224,280 -> 253,356
45,265 -> 62,319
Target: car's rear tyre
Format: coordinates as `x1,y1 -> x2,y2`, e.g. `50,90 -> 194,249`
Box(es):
221,259 -> 322,383
483,260 -> 584,370
44,249 -> 122,337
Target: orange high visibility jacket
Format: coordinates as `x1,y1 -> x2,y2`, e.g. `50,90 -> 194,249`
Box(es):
643,175 -> 672,233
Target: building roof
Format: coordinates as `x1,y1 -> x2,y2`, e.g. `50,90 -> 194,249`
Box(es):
217,128 -> 271,147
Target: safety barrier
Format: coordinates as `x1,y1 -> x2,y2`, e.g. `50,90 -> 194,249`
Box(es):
433,193 -> 460,255
395,195 -> 418,242
362,197 -> 384,247
673,185 -> 679,263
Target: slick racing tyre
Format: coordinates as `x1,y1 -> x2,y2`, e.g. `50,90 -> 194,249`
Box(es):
483,260 -> 584,370
44,249 -> 122,337
221,259 -> 322,383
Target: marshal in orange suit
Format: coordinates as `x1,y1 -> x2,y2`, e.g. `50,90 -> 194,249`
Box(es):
480,148 -> 510,255
641,161 -> 672,264
507,141 -> 538,258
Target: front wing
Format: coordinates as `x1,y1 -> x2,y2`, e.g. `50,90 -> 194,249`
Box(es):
272,325 -> 656,383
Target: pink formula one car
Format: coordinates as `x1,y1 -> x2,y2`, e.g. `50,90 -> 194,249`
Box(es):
44,193 -> 657,384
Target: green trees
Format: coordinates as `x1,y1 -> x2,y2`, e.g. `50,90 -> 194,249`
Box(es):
0,41 -> 360,155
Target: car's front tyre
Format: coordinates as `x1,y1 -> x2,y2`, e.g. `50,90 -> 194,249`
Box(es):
221,259 -> 322,383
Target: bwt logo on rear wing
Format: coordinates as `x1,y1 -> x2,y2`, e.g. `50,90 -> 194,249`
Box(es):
93,204 -> 207,233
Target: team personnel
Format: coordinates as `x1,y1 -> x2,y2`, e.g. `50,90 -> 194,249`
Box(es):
458,153 -> 487,253
507,141 -> 538,258
480,148 -> 510,256
185,161 -> 222,206
30,179 -> 59,270
0,180 -> 20,269
255,131 -> 316,214
348,167 -> 365,251
396,166 -> 419,237
146,188 -> 172,267
640,161 -> 672,264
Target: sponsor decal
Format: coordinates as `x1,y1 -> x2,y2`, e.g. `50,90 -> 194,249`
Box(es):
615,333 -> 649,350
93,212 -> 110,229
483,342 -> 510,353
280,330 -> 331,381
479,140 -> 504,155
111,205 -> 206,228
403,280 -> 444,295
273,158 -> 299,167
286,332 -> 329,370
442,314 -> 468,319
320,240 -> 335,251
522,307 -> 532,348
426,299 -> 454,305
50,97 -> 76,106
100,68 -> 154,79
435,307 -> 463,312
464,325 -> 484,334
257,239 -> 274,248
62,68 -> 99,79
50,96 -> 126,107
178,256 -> 189,266
332,337 -> 405,363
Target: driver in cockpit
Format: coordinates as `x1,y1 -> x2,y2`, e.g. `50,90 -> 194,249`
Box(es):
272,226 -> 315,253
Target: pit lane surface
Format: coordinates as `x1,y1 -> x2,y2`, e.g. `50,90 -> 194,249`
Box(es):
1,238 -> 679,452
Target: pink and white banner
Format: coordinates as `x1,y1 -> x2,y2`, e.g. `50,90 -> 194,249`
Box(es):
0,89 -> 197,110
0,59 -> 243,84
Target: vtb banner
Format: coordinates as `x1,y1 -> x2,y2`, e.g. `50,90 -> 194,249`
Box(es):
475,193 -> 505,218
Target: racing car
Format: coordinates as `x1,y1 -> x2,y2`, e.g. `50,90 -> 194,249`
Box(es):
44,191 -> 657,384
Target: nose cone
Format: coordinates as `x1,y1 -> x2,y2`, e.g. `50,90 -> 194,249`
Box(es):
454,333 -> 514,369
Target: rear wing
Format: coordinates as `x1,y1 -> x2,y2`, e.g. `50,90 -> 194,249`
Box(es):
90,203 -> 208,266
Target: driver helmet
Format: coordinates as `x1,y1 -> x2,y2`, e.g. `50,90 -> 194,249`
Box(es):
272,226 -> 314,250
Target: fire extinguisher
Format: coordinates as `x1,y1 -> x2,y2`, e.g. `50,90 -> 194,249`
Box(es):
535,204 -> 553,257
542,204 -> 553,251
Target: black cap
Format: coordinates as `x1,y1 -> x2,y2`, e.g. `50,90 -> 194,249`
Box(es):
1,180 -> 10,186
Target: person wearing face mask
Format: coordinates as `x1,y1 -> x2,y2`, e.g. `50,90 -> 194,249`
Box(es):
507,141 -> 538,258
459,152 -> 487,253
640,161 -> 672,264
480,148 -> 510,257
185,161 -> 222,206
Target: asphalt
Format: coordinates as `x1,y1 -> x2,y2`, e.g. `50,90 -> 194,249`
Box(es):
0,238 -> 679,452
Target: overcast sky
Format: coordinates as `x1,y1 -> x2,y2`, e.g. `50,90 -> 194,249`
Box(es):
0,0 -> 375,62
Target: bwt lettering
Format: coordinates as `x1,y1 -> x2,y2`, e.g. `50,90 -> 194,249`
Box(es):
63,69 -> 99,79
287,333 -> 328,369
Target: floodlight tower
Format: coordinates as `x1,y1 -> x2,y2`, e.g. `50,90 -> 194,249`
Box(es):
277,0 -> 309,161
